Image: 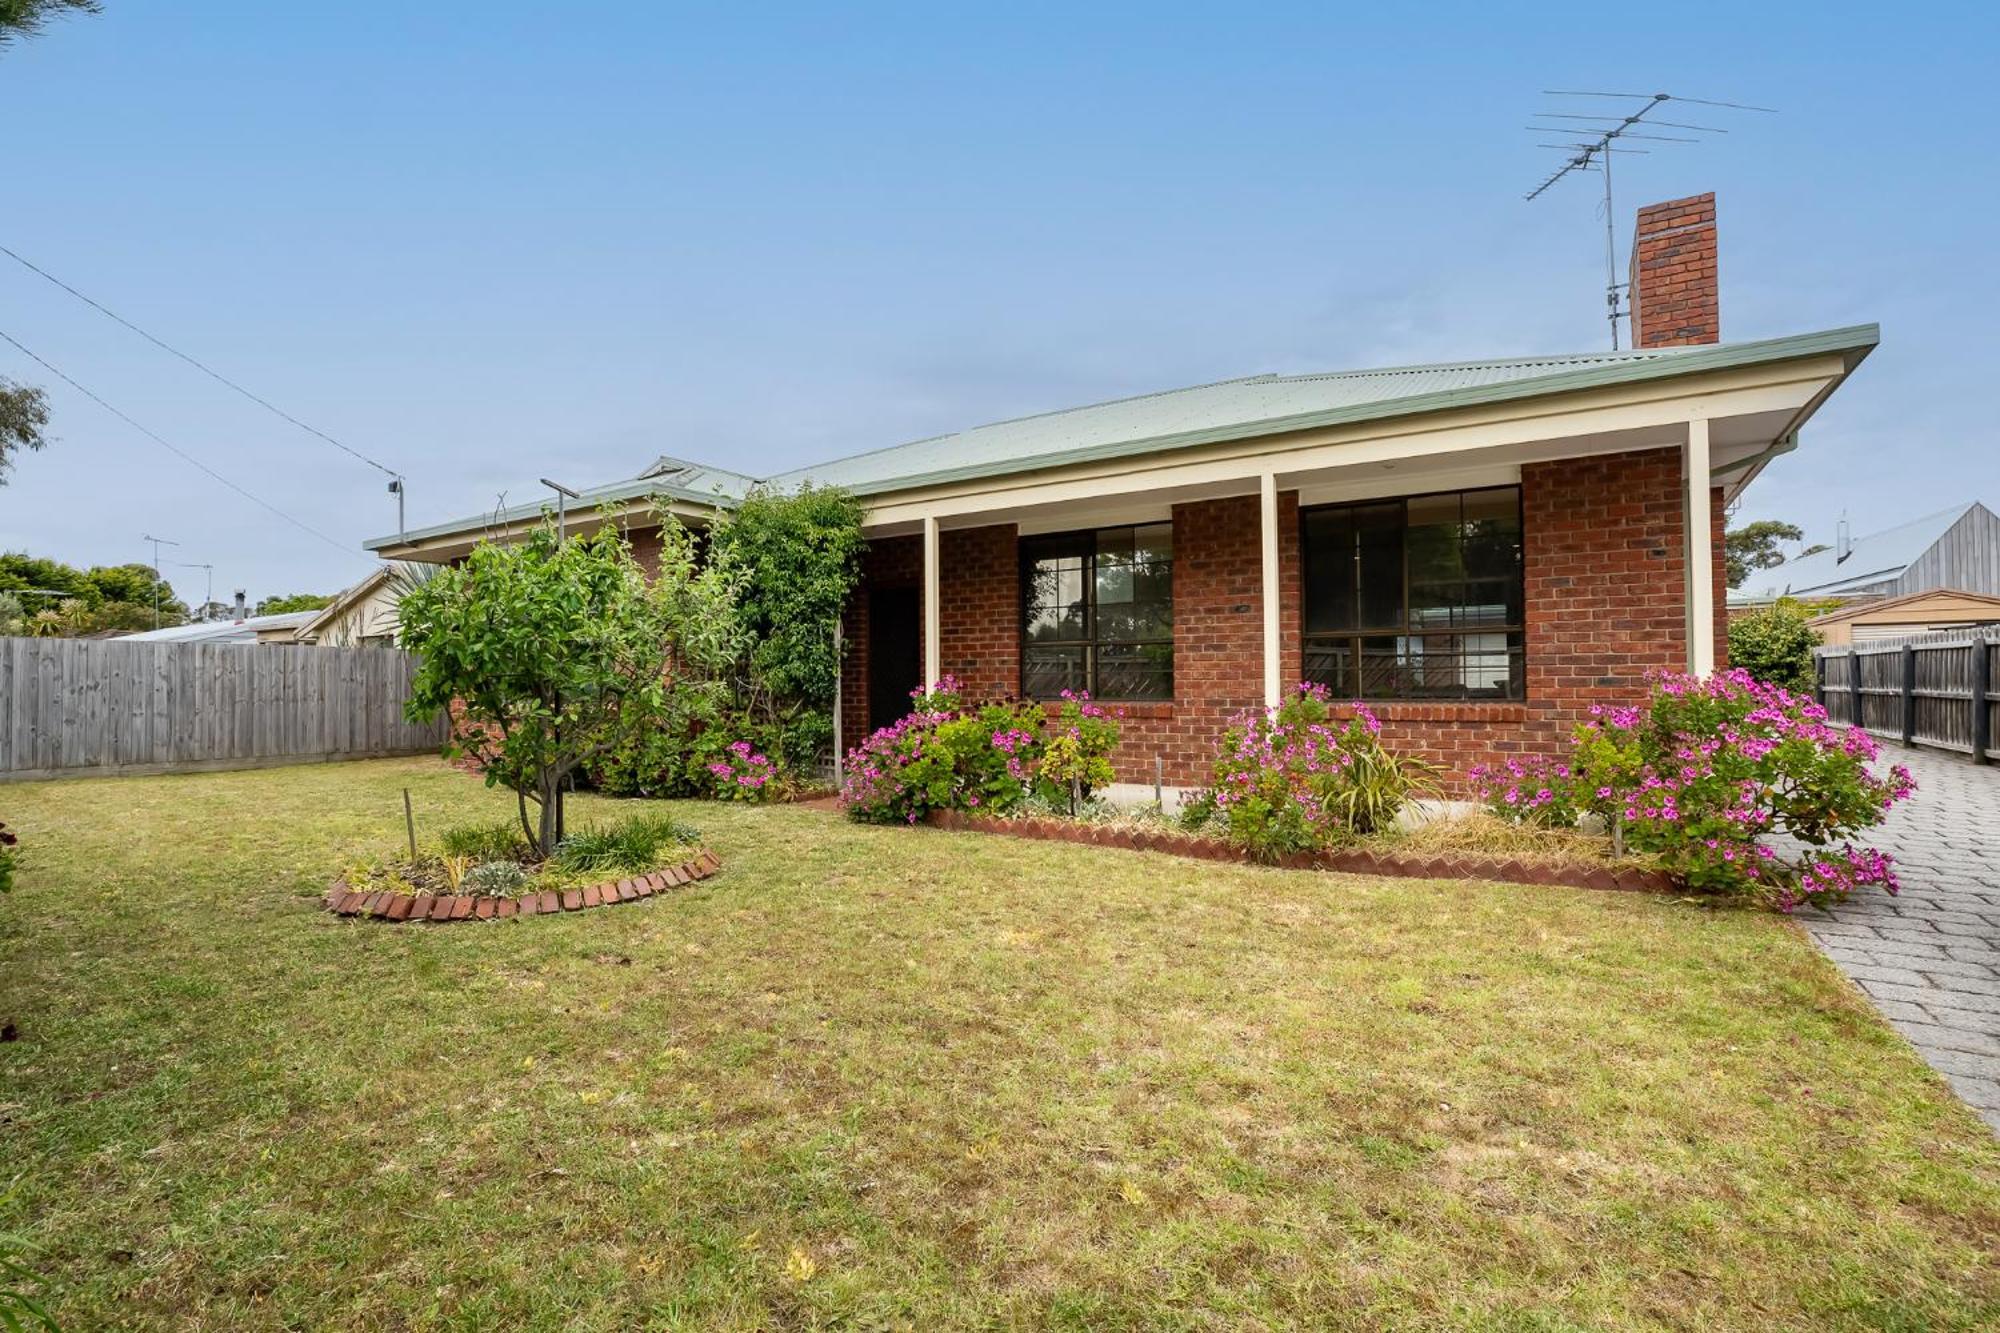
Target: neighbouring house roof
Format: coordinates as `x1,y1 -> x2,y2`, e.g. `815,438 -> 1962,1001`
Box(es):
367,323 -> 1878,554
295,563 -> 431,643
1736,503 -> 1987,602
116,610 -> 317,644
1805,587 -> 2000,629
298,566 -> 393,641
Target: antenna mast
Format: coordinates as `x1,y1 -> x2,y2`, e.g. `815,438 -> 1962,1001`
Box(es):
1523,90 -> 1774,349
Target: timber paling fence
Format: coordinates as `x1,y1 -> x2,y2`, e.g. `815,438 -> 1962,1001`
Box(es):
1814,627 -> 2000,764
0,637 -> 447,782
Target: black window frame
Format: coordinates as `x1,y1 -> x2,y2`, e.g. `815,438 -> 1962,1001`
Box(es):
1018,522 -> 1174,702
1299,484 -> 1526,702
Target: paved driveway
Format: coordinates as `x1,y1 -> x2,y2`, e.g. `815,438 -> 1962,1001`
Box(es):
1800,745 -> 2000,1132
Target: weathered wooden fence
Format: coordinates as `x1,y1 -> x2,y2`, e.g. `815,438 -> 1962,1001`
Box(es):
0,637 -> 447,782
1815,627 -> 1999,763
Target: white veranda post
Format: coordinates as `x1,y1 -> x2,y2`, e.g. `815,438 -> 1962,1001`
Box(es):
922,515 -> 941,691
1686,418 -> 1717,677
1260,472 -> 1281,711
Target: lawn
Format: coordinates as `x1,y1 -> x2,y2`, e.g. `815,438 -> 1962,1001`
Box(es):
2,758 -> 1996,1330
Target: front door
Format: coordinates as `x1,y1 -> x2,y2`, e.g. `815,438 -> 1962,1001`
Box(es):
867,587 -> 922,732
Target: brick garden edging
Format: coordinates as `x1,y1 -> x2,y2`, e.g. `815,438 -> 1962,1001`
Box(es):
925,810 -> 1674,894
322,850 -> 722,923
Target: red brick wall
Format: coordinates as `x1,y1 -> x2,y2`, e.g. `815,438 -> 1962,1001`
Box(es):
627,526 -> 664,579
1519,447 -> 1689,726
939,525 -> 1020,700
836,450 -> 1724,788
1630,193 -> 1719,348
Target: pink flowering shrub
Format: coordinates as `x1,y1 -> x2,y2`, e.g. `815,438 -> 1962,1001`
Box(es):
1041,690 -> 1123,815
1188,683 -> 1441,861
704,739 -> 778,801
1473,669 -> 1916,910
839,676 -> 1124,824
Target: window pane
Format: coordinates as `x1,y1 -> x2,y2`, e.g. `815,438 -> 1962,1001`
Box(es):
1025,552 -> 1087,643
1357,635 -> 1411,697
1095,526 -> 1135,604
1356,505 -> 1404,630
1097,599 -> 1170,643
1096,641 -> 1172,700
1302,636 -> 1354,696
1298,487 -> 1524,701
1020,524 -> 1175,700
1133,559 -> 1172,605
1302,509 -> 1357,633
1457,577 -> 1516,629
1461,487 -> 1522,582
1024,645 -> 1088,698
1405,493 -> 1462,586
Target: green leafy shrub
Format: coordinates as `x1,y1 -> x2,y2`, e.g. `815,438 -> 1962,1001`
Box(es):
438,820 -> 530,865
1194,684 -> 1440,861
1729,598 -> 1822,693
0,820 -> 16,896
838,677 -> 1087,824
1038,692 -> 1122,814
552,814 -> 701,875
706,484 -> 867,773
701,740 -> 781,801
1472,670 -> 1915,910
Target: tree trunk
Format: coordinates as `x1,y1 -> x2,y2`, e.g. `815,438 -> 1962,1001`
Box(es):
517,788 -> 537,852
537,774 -> 561,858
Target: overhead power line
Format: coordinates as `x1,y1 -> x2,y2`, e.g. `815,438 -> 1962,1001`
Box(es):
0,241 -> 404,481
0,326 -> 357,558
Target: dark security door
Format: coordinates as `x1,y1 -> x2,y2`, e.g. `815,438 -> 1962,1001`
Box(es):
867,587 -> 922,730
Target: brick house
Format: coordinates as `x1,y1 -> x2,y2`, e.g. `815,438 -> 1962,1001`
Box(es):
371,194 -> 1876,788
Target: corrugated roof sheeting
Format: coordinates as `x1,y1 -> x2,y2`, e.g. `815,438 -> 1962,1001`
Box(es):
1744,503 -> 1981,598
367,324 -> 1877,551
766,349 -> 1691,494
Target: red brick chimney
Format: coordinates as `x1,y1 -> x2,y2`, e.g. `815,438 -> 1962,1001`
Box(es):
1629,192 -> 1719,347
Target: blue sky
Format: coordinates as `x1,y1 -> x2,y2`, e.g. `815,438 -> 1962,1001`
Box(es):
2,1 -> 1995,604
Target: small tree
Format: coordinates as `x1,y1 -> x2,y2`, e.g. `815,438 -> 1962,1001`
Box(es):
255,592 -> 334,615
1725,519 -> 1805,588
399,521 -> 669,856
0,379 -> 49,486
0,0 -> 101,47
1731,598 -> 1822,693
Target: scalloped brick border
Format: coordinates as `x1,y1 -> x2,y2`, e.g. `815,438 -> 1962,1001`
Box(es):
321,850 -> 722,923
925,811 -> 1672,894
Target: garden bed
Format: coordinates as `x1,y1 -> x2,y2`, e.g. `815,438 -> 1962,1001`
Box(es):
322,849 -> 721,923
327,810 -> 719,924
925,809 -> 1674,892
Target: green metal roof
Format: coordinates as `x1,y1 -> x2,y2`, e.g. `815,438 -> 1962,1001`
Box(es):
367,323 -> 1877,552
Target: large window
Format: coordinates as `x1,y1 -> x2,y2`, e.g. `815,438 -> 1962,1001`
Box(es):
1021,523 -> 1173,700
1301,486 -> 1524,700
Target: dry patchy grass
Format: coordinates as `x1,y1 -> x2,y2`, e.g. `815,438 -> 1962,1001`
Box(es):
1,758 -> 1995,1330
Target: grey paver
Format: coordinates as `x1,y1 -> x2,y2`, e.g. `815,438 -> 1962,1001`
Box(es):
1950,1075 -> 2000,1113
1798,746 -> 2000,1133
1886,1020 -> 2000,1058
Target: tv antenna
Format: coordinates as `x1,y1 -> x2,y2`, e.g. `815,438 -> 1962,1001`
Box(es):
1523,90 -> 1775,349
175,560 -> 216,617
142,533 -> 180,630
